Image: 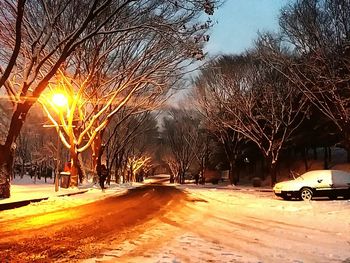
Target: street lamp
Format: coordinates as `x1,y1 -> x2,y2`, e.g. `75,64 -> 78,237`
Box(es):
51,92 -> 68,192
52,93 -> 68,108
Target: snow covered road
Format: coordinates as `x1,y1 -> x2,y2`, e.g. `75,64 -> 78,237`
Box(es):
0,184 -> 349,262
88,187 -> 350,263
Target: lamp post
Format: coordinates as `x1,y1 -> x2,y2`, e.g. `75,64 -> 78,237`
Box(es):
55,130 -> 60,192
42,123 -> 64,192
51,93 -> 68,192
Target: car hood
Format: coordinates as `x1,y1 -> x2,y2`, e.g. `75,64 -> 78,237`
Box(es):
273,180 -> 305,191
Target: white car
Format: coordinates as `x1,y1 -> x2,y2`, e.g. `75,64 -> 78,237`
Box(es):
273,170 -> 350,201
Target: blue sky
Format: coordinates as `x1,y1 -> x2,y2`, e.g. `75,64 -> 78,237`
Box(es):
205,0 -> 290,55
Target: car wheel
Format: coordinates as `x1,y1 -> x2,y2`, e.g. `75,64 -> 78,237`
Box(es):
300,188 -> 313,201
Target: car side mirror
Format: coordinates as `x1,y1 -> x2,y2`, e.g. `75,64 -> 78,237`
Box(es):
317,179 -> 323,183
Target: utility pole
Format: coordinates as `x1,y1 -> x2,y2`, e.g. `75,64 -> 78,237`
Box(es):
55,132 -> 60,192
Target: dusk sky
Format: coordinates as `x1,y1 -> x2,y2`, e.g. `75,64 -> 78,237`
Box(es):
205,0 -> 291,55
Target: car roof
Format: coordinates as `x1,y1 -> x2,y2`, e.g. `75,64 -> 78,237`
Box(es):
302,170 -> 350,178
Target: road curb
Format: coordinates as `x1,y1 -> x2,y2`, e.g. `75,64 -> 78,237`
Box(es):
227,188 -> 273,193
247,188 -> 273,192
0,190 -> 89,211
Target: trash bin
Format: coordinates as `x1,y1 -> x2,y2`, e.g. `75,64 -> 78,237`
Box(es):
60,172 -> 71,188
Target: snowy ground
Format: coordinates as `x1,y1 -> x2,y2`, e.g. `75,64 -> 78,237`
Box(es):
1,176 -> 350,263
0,176 -> 140,221
81,184 -> 350,263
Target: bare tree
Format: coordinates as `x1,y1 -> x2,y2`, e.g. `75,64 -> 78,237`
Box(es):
104,111 -> 158,186
163,108 -> 204,184
178,98 -> 213,183
163,154 -> 180,183
0,0 -> 221,197
194,62 -> 247,185
195,52 -> 308,185
275,0 -> 350,160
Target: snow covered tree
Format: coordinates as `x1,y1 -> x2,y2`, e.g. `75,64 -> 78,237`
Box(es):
276,0 -> 350,161
104,111 -> 158,185
163,108 -> 204,184
195,52 -> 308,185
0,0 -> 221,197
194,62 -> 247,185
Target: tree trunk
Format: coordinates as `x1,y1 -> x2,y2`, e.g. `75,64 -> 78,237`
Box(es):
261,159 -> 266,180
106,170 -> 111,185
114,157 -> 121,183
270,161 -> 277,186
0,145 -> 13,198
266,154 -> 277,186
176,168 -> 181,183
229,160 -> 238,185
302,147 -> 308,171
92,134 -> 102,175
130,166 -> 134,182
69,147 -> 79,187
21,162 -> 24,178
170,173 -> 174,183
76,154 -> 85,183
200,157 -> 206,184
323,147 -> 329,169
116,169 -> 121,184
106,150 -> 111,186
92,131 -> 107,187
201,169 -> 206,184
0,103 -> 31,198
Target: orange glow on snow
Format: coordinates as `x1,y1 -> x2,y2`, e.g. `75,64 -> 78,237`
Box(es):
5,209 -> 80,232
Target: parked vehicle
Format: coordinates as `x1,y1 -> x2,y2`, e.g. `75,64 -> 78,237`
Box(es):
273,170 -> 350,201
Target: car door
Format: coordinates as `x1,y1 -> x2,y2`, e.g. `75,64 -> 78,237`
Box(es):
314,172 -> 333,194
332,171 -> 350,189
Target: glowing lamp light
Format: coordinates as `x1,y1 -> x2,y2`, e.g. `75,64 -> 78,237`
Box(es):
52,93 -> 68,108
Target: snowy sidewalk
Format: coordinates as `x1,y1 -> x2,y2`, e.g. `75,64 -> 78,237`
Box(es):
173,181 -> 273,193
0,183 -> 86,203
0,177 -> 138,211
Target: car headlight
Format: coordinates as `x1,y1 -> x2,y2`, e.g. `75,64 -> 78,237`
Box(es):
274,184 -> 281,190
